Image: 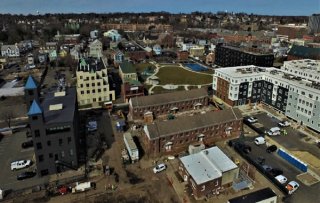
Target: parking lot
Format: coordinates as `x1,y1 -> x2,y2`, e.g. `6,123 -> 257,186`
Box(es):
0,130 -> 48,191
253,112 -> 320,159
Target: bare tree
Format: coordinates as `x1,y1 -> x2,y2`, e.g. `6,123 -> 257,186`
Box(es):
1,109 -> 15,128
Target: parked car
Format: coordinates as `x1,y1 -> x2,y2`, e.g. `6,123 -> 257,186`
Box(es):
278,121 -> 291,127
17,171 -> 36,180
153,163 -> 166,173
267,127 -> 281,136
256,156 -> 265,165
234,142 -> 252,154
255,137 -> 266,145
11,160 -> 32,171
246,116 -> 258,123
286,181 -> 300,194
262,165 -> 272,172
275,175 -> 288,184
266,145 -> 278,153
269,168 -> 283,177
21,140 -> 33,149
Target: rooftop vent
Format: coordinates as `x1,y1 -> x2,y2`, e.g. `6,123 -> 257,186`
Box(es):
49,104 -> 63,111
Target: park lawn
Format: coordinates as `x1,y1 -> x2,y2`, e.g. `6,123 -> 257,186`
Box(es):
156,66 -> 212,85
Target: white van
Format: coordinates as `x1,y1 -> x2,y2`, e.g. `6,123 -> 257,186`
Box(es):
255,137 -> 266,145
267,127 -> 281,136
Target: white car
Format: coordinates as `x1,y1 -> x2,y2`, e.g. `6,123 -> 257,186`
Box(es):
254,137 -> 266,145
278,121 -> 291,127
153,163 -> 166,174
11,160 -> 32,171
247,116 -> 258,123
275,175 -> 288,184
286,181 -> 300,194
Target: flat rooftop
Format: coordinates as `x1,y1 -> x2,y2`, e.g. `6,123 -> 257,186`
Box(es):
180,146 -> 238,185
42,87 -> 76,125
222,45 -> 273,56
228,187 -> 277,203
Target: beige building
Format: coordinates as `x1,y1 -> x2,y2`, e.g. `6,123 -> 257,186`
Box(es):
189,46 -> 205,57
89,39 -> 103,58
76,58 -> 115,107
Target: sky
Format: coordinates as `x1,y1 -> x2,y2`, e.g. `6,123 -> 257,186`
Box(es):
0,0 -> 319,16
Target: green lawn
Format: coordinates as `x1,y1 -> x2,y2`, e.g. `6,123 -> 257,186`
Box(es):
156,66 -> 212,85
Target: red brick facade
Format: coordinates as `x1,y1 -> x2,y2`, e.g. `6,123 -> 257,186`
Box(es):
216,77 -> 235,106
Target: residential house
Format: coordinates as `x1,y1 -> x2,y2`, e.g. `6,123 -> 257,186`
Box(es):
76,58 -> 115,107
90,30 -> 99,39
143,108 -> 242,157
119,61 -> 138,82
129,88 -> 208,120
112,50 -> 124,66
153,44 -> 162,55
26,85 -> 79,177
1,44 -> 20,57
89,39 -> 103,58
190,46 -> 205,57
70,45 -> 80,60
206,52 -> 215,65
179,147 -> 239,199
103,29 -> 121,41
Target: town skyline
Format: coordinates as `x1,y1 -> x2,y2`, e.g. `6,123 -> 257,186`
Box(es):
0,0 -> 319,16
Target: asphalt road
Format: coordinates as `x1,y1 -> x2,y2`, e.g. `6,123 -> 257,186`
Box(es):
0,130 -> 48,191
254,113 -> 320,158
240,136 -> 320,203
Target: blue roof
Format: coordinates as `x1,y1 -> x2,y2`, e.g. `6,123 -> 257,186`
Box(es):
28,100 -> 42,116
25,76 -> 38,90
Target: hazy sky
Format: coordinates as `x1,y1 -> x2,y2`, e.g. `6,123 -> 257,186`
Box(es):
0,0 -> 318,15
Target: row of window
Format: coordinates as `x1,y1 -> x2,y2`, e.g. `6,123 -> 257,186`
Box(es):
36,137 -> 72,150
80,88 -> 108,95
38,149 -> 74,162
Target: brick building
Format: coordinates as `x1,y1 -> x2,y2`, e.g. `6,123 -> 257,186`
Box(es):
143,108 -> 242,157
179,146 -> 239,199
277,24 -> 308,40
215,45 -> 274,67
122,80 -> 144,103
177,50 -> 189,61
128,88 -> 208,120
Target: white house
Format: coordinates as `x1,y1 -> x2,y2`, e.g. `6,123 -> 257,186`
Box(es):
1,44 -> 20,57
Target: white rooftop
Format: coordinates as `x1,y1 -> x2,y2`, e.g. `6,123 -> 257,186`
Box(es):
180,146 -> 237,185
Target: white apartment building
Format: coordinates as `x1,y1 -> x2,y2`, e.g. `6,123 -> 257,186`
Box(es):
76,58 -> 115,107
213,59 -> 320,132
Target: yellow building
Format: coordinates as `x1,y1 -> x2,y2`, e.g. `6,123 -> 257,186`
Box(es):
189,46 -> 205,57
76,58 -> 115,107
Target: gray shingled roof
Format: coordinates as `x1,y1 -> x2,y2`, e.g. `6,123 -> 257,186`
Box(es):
130,88 -> 208,108
145,108 -> 242,139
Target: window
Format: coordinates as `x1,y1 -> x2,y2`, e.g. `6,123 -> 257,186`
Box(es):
91,76 -> 95,80
36,142 -> 42,150
92,90 -> 96,93
86,84 -> 89,87
32,116 -> 38,120
59,139 -> 63,146
34,130 -> 40,137
87,90 -> 90,94
47,141 -> 51,146
80,84 -> 83,88
38,155 -> 44,162
46,126 -> 71,135
49,153 -> 53,158
68,137 -> 71,144
98,89 -> 101,93
81,91 -> 84,94
70,149 -> 74,156
80,76 -> 83,79
92,83 -> 95,87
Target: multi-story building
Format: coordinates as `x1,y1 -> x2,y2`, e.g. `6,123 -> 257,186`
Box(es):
88,39 -> 103,58
76,58 -> 115,107
189,46 -> 205,57
277,24 -> 308,40
129,88 -> 208,120
26,86 -> 79,177
308,14 -> 320,34
213,59 -> 320,132
179,146 -> 239,199
215,45 -> 274,67
143,108 -> 242,157
122,80 -> 144,103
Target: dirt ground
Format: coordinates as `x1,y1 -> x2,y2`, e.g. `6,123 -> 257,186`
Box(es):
0,96 -> 27,125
